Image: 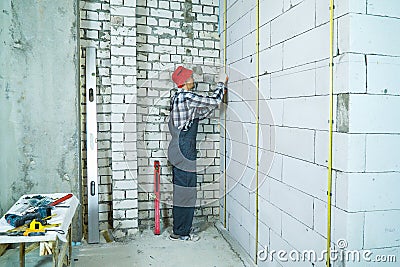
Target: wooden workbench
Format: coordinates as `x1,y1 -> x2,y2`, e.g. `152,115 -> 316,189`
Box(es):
0,193 -> 79,267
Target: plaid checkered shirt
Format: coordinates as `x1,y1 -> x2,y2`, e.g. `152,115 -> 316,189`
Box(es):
169,82 -> 226,131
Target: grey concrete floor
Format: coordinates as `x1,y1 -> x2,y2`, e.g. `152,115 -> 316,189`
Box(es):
0,223 -> 251,267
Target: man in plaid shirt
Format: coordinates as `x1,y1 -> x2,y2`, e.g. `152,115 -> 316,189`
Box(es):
168,66 -> 228,242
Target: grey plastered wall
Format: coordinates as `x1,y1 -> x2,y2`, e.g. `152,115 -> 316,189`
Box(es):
0,1 -> 81,237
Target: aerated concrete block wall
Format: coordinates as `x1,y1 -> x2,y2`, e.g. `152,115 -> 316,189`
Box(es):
220,0 -> 400,266
333,1 -> 400,265
80,0 -> 138,238
135,0 -> 222,228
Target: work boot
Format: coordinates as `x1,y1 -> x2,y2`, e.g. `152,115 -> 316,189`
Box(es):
169,233 -> 200,242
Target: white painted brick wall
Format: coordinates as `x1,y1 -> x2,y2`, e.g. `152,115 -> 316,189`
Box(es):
136,0 -> 222,228
80,0 -> 138,238
80,0 -> 115,236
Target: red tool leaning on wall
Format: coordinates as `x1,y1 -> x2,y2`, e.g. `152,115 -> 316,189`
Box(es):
154,161 -> 161,235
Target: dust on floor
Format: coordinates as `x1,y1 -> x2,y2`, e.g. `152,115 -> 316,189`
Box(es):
0,223 -> 249,267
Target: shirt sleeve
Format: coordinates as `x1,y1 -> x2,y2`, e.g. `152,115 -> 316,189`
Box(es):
184,82 -> 225,109
184,82 -> 226,121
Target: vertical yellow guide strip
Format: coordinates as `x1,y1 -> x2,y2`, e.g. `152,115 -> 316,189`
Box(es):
327,0 -> 334,266
255,0 -> 260,264
223,0 -> 228,229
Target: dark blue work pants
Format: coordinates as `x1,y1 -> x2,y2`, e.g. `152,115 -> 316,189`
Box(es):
168,118 -> 199,236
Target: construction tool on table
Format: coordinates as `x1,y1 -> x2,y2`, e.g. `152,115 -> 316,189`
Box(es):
1,218 -> 63,237
5,207 -> 51,228
7,215 -> 60,231
154,160 -> 161,235
4,193 -> 72,228
49,193 -> 73,207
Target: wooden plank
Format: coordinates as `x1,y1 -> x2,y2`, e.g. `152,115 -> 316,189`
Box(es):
0,244 -> 9,256
19,243 -> 25,267
25,243 -> 39,254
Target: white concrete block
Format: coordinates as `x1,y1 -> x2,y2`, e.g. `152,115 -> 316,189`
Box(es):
271,0 -> 315,46
349,95 -> 400,134
259,23 -> 271,51
334,53 -> 367,94
257,173 -> 270,203
239,56 -> 257,80
240,163 -> 257,192
260,150 -> 282,180
269,178 -> 314,227
282,95 -> 336,131
315,0 -> 330,27
352,172 -> 399,211
330,207 -> 365,250
281,212 -> 325,253
243,122 -> 257,147
283,0 -> 302,12
241,207 -> 256,238
259,0 -> 284,26
339,14 -> 400,56
274,126 -> 315,162
262,99 -> 283,126
228,12 -> 251,45
226,195 -> 243,222
259,124 -> 272,151
227,0 -> 246,26
367,0 -> 400,18
227,39 -> 243,64
282,156 -> 327,201
366,134 -> 400,172
228,142 -> 249,174
270,62 -> 316,98
241,77 -> 258,102
364,210 -> 400,248
227,158 -> 246,187
228,214 -> 251,254
313,198 -> 327,237
227,99 -> 255,123
226,120 -> 243,143
225,81 -> 243,101
259,197 -> 282,235
259,74 -> 271,100
268,230 -> 296,267
315,131 -> 366,172
283,23 -> 330,69
257,221 -> 271,257
260,44 -> 283,74
243,32 -> 256,58
367,55 -> 400,95
316,0 -> 366,26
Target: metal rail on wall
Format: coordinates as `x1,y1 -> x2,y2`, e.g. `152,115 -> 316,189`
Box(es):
326,0 -> 335,266
223,0 -> 228,229
86,47 -> 99,244
255,0 -> 260,263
